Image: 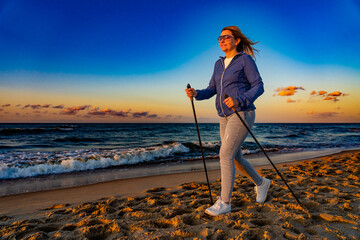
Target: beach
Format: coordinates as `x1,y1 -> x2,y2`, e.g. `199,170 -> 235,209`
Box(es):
0,149 -> 359,239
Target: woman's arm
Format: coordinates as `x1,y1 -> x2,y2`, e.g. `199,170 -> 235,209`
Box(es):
236,55 -> 264,108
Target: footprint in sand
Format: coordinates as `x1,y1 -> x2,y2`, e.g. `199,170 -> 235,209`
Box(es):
303,200 -> 320,210
104,198 -> 122,208
305,227 -> 318,235
146,187 -> 167,193
180,182 -> 200,190
0,215 -> 11,221
61,224 -> 77,231
44,204 -> 70,210
232,199 -> 253,208
181,214 -> 203,226
258,205 -> 272,213
271,189 -> 286,198
249,219 -> 273,227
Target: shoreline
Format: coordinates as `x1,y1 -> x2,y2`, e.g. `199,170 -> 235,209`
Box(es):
1,149 -> 359,239
0,149 -> 358,218
0,148 -> 354,197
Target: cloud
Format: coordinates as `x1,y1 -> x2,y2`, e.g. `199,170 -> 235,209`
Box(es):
286,98 -> 296,103
101,108 -> 112,113
89,112 -> 106,116
310,90 -> 327,96
132,112 -> 148,118
11,102 -> 159,120
318,112 -> 340,117
1,104 -> 11,107
109,111 -> 129,117
275,86 -> 304,96
0,109 -> 3,111
324,96 -> 339,102
310,90 -> 348,102
22,104 -> 47,109
87,108 -> 157,118
88,108 -> 130,117
69,105 -> 91,111
61,109 -> 78,115
61,105 -> 91,115
307,110 -> 341,118
88,109 -> 107,116
328,91 -> 342,96
52,104 -> 65,109
20,104 -> 62,109
30,104 -> 41,109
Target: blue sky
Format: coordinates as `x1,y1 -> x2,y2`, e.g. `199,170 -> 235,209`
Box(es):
0,0 -> 359,123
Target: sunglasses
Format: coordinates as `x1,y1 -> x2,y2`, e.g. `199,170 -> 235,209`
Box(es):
218,35 -> 234,43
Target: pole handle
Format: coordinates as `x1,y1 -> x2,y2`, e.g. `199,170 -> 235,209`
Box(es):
224,94 -> 237,111
187,83 -> 194,102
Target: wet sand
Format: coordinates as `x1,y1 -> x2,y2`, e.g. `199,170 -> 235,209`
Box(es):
0,150 -> 359,239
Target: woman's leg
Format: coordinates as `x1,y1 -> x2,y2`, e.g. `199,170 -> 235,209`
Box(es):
219,111 -> 257,203
234,153 -> 251,179
234,150 -> 263,185
233,111 -> 263,185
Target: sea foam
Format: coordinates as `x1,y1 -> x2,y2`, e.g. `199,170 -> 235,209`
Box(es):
0,142 -> 189,179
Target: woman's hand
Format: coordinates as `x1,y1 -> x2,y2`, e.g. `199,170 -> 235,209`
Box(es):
223,96 -> 239,109
185,88 -> 197,98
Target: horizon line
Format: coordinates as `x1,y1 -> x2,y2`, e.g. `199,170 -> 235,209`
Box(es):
1,122 -> 359,124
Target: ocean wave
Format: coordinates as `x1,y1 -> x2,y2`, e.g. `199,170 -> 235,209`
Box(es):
0,146 -> 15,149
0,127 -> 74,135
0,128 -> 47,134
264,133 -> 306,138
183,141 -> 220,150
348,128 -> 360,132
53,137 -> 102,143
0,142 -> 190,179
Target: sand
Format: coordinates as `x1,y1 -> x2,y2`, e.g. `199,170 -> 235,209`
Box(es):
0,150 -> 359,239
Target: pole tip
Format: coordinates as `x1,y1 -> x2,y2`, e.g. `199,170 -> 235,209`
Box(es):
187,83 -> 191,89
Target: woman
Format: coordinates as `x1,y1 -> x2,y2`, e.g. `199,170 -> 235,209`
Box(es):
185,26 -> 271,216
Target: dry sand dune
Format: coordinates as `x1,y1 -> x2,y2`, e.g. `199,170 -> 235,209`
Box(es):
1,151 -> 359,239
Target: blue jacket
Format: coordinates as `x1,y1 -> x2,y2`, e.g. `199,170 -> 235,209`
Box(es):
195,53 -> 264,117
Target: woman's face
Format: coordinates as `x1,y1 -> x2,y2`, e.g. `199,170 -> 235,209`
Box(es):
219,30 -> 240,53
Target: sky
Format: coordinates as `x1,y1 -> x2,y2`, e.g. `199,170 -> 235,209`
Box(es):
0,0 -> 359,123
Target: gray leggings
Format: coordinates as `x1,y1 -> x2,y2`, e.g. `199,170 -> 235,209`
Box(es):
219,111 -> 263,202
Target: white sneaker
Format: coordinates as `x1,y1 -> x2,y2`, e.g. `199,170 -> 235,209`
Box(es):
255,178 -> 271,203
205,197 -> 231,216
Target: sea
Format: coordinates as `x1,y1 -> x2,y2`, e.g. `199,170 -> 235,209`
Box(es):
1,123 -> 359,182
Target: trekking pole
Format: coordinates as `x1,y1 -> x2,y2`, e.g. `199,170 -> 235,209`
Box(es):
223,94 -> 305,209
187,83 -> 214,205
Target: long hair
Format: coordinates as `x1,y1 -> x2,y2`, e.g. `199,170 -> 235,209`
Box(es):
222,26 -> 259,58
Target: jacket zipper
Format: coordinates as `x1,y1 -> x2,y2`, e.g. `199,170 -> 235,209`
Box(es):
219,54 -> 241,117
220,60 -> 226,117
